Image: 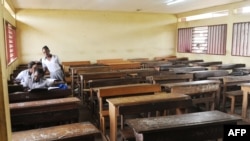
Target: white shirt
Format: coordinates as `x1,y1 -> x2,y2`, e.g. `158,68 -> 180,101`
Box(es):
23,77 -> 55,89
41,55 -> 61,73
15,69 -> 31,85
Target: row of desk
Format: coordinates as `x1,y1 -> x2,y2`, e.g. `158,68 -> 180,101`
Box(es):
66,62 -> 250,141
100,79 -> 241,141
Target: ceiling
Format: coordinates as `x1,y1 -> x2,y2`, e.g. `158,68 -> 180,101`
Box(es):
11,0 -> 245,14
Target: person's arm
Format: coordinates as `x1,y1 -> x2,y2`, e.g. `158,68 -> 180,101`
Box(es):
22,76 -> 31,91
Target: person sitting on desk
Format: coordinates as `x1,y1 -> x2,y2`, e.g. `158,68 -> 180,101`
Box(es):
41,45 -> 65,82
22,68 -> 64,90
14,61 -> 38,85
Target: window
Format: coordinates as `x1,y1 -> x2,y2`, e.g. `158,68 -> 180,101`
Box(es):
192,26 -> 208,53
5,21 -> 17,65
234,6 -> 250,14
232,22 -> 250,56
178,10 -> 228,22
178,24 -> 227,55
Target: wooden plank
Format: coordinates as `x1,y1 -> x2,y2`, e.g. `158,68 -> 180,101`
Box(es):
189,70 -> 229,80
211,63 -> 245,70
170,66 -> 207,73
8,85 -> 24,93
126,111 -> 241,141
12,122 -> 100,141
146,73 -> 193,85
192,61 -> 222,67
96,58 -> 124,64
161,80 -> 221,110
98,84 -> 161,97
9,89 -> 71,103
155,64 -> 189,71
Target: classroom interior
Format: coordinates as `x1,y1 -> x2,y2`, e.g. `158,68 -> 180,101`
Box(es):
2,0 -> 250,140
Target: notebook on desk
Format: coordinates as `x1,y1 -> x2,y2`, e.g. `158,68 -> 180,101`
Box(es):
28,87 -> 60,93
28,88 -> 48,93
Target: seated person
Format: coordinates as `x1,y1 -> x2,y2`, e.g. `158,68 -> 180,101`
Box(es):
22,68 -> 65,90
14,61 -> 38,85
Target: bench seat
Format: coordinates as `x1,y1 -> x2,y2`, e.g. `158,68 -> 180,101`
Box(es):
225,90 -> 243,114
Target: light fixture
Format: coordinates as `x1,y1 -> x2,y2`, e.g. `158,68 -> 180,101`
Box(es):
165,0 -> 184,5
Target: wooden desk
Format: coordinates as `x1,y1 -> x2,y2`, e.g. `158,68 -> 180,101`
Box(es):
96,83 -> 161,135
170,66 -> 207,74
192,61 -> 222,67
106,93 -> 190,141
189,70 -> 229,80
9,89 -> 71,103
240,83 -> 250,118
126,110 -> 241,141
10,97 -> 80,130
161,80 -> 220,90
233,67 -> 250,73
211,63 -> 245,70
12,122 -> 100,141
161,80 -> 221,110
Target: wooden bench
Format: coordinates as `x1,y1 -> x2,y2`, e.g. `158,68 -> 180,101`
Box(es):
106,93 -> 192,141
191,61 -> 222,67
126,110 -> 241,141
70,65 -> 111,95
127,58 -> 149,62
161,80 -> 221,111
153,55 -> 176,61
12,122 -> 101,141
85,77 -> 145,114
96,58 -> 124,64
62,61 -> 91,74
79,71 -> 128,98
211,63 -> 245,71
221,75 -> 250,114
155,64 -> 189,71
189,70 -> 229,80
107,62 -> 141,70
240,83 -> 250,118
117,68 -> 176,79
171,59 -> 204,65
10,97 -> 80,131
170,66 -> 207,73
96,84 -> 161,135
119,68 -> 175,79
164,57 -> 189,61
141,61 -> 172,69
9,89 -> 72,103
8,85 -> 24,93
162,57 -> 189,65
146,73 -> 193,86
233,67 -> 250,73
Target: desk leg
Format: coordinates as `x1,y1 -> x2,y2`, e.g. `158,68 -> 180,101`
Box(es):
242,91 -> 249,119
216,89 -> 220,110
109,104 -> 117,141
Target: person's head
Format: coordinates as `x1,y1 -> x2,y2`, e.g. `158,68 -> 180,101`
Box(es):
33,68 -> 45,82
42,45 -> 51,58
27,61 -> 38,73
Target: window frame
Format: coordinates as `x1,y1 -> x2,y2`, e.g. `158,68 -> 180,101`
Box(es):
4,20 -> 17,65
231,22 -> 250,57
177,24 -> 227,55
